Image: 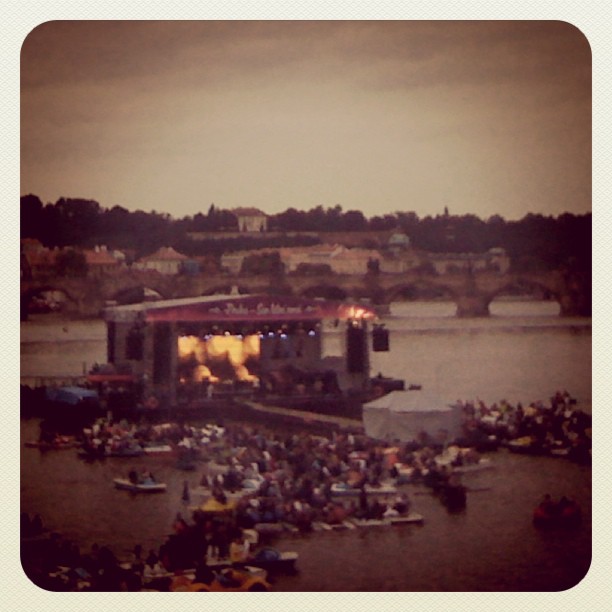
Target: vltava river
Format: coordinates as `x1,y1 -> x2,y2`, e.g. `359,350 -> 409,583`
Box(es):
20,300 -> 592,592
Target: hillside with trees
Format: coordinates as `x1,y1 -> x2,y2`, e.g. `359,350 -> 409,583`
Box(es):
20,195 -> 591,278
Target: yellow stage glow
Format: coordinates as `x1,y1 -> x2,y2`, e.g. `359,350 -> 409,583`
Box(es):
177,333 -> 260,383
178,335 -> 199,360
193,364 -> 219,383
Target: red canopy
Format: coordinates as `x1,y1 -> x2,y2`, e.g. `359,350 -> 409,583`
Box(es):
144,295 -> 376,323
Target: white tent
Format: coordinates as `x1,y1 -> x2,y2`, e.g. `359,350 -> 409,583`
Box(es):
362,390 -> 463,443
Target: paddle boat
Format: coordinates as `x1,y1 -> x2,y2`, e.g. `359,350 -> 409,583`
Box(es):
192,475 -> 264,500
142,444 -> 174,455
113,477 -> 167,493
170,566 -> 271,592
239,547 -> 299,574
533,495 -> 582,528
25,436 -> 77,451
330,481 -> 398,497
450,458 -> 494,474
433,446 -> 494,474
506,436 -> 544,455
351,511 -> 425,528
386,512 -> 425,525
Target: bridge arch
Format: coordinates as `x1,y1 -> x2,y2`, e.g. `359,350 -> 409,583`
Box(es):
487,277 -> 562,314
298,284 -> 348,301
109,285 -> 168,305
384,280 -> 459,304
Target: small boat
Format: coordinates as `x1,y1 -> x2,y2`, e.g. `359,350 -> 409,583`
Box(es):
242,547 -> 299,574
549,447 -> 570,457
450,458 -> 494,474
191,498 -> 237,514
142,444 -> 173,455
192,485 -> 257,501
312,520 -> 355,531
350,518 -> 387,528
330,482 -> 398,497
351,512 -> 424,528
394,464 -> 422,484
25,437 -> 76,451
253,522 -> 285,535
533,498 -> 582,529
106,447 -> 145,457
434,447 -> 494,474
171,566 -> 271,592
506,437 -> 544,455
113,478 -> 167,493
386,512 -> 425,525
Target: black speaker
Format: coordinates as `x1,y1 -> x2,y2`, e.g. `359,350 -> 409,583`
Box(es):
126,324 -> 144,360
372,326 -> 390,352
107,321 -> 116,364
153,323 -> 172,384
347,326 -> 366,373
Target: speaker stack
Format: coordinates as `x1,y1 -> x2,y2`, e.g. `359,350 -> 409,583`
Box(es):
372,325 -> 390,352
346,324 -> 367,373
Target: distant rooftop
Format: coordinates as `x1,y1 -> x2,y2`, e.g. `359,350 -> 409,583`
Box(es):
138,246 -> 188,262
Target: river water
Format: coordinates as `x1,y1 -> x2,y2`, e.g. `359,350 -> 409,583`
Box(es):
19,300 -> 593,592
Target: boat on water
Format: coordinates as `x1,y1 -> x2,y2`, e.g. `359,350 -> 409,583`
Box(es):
433,446 -> 494,474
312,511 -> 425,531
533,496 -> 581,529
192,477 -> 264,500
142,444 -> 173,455
190,498 -> 237,514
238,548 -> 298,574
435,457 -> 495,474
113,478 -> 167,493
330,482 -> 398,497
25,437 -> 77,451
443,458 -> 494,474
170,566 -> 271,592
253,521 -> 289,536
352,512 -> 425,527
506,436 -> 544,456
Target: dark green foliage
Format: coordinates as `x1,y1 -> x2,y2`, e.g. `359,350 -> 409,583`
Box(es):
20,196 -> 591,279
240,251 -> 284,275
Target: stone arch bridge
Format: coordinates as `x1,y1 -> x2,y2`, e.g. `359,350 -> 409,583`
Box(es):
21,268 -> 590,319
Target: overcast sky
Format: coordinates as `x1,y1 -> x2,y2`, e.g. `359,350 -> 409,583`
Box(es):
20,20 -> 591,221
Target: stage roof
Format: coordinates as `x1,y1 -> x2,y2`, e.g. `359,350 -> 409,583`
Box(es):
105,294 -> 378,324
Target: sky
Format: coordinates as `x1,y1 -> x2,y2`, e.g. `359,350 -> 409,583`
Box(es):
20,20 -> 591,221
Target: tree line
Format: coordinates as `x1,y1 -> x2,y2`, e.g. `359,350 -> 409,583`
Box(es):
20,195 -> 591,276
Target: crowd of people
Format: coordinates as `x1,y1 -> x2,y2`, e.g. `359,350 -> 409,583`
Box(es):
456,391 -> 592,462
22,389 -> 590,590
